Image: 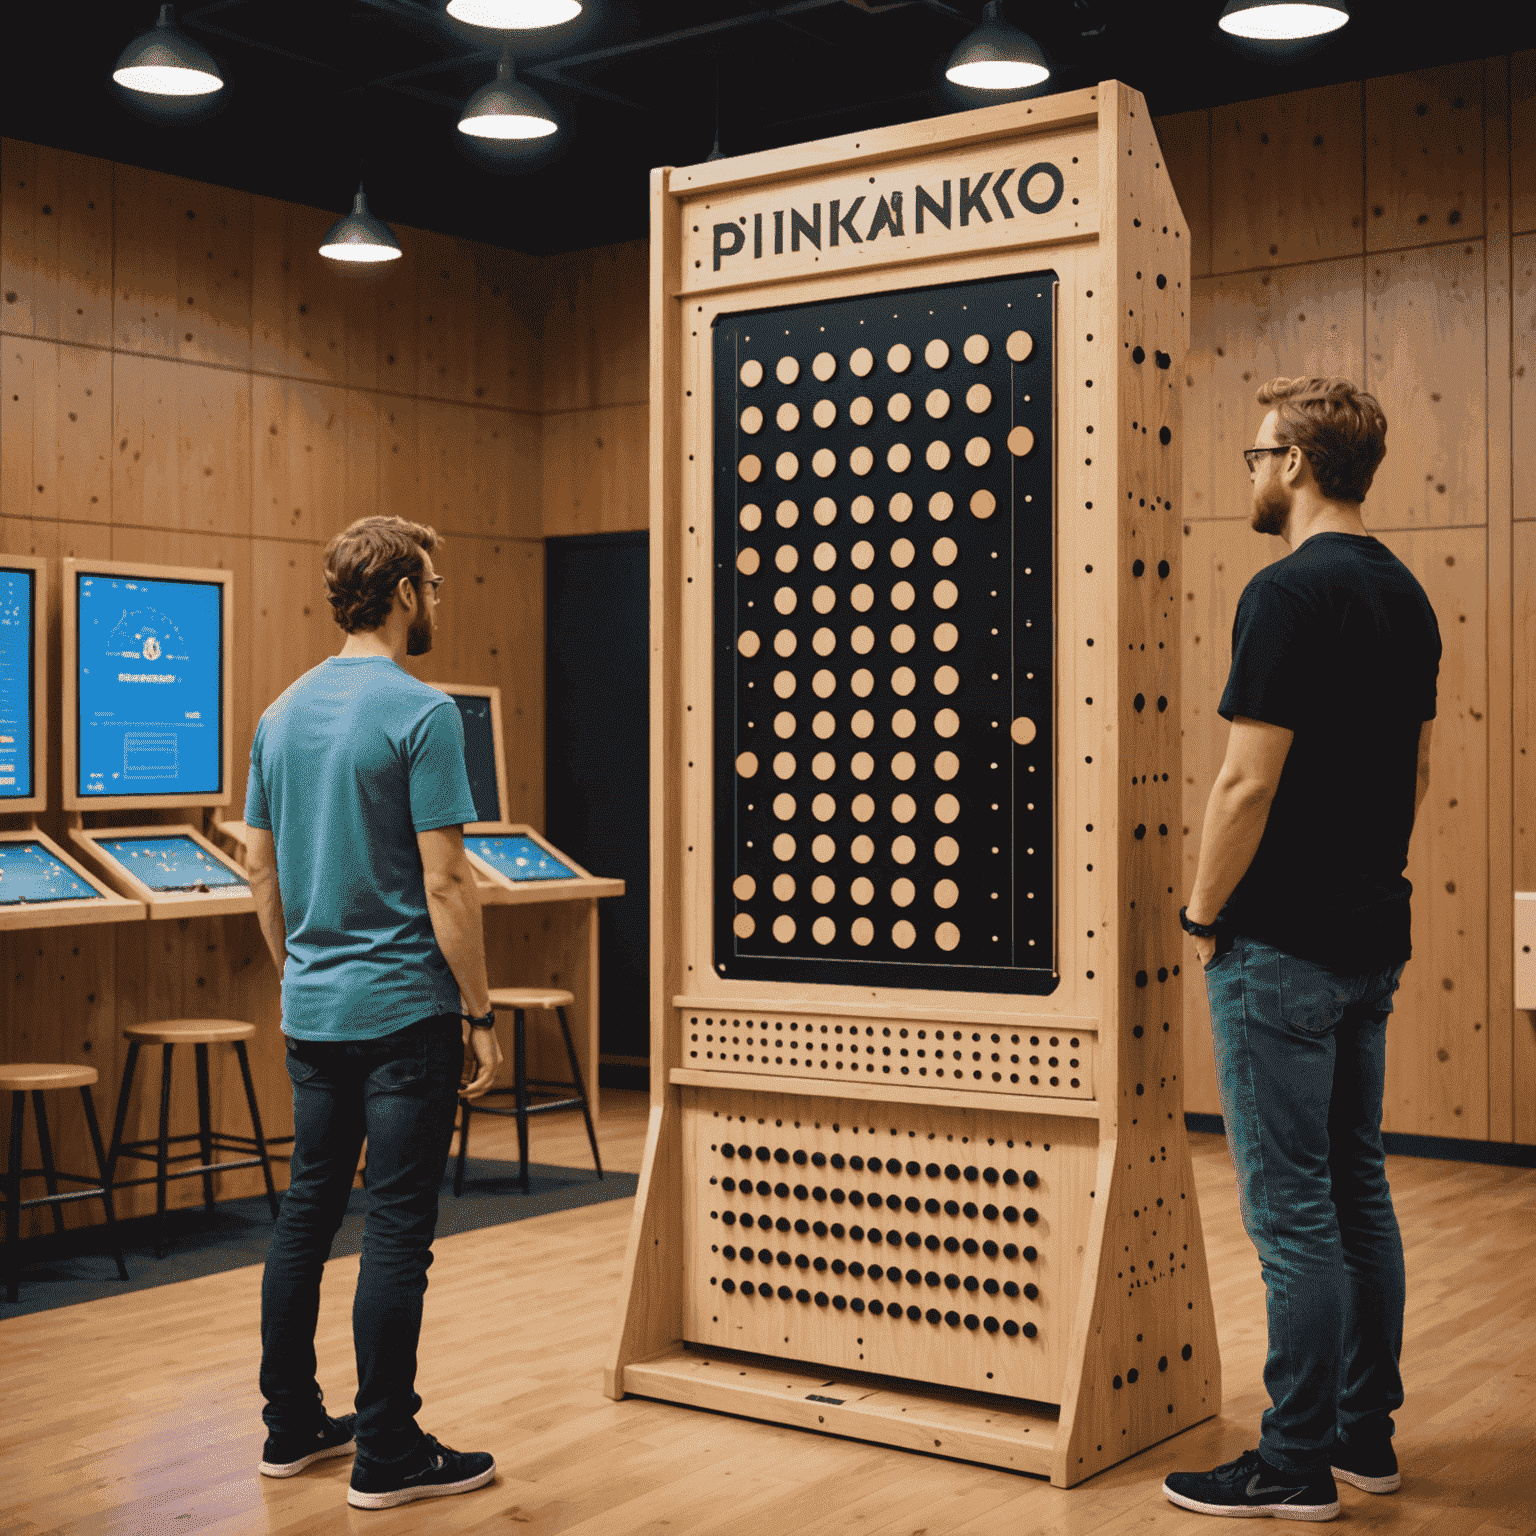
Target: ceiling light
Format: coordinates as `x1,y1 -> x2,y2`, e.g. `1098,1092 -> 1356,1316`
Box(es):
319,188 -> 403,263
113,4 -> 223,97
446,0 -> 581,25
945,2 -> 1050,91
1217,0 -> 1349,40
458,56 -> 558,139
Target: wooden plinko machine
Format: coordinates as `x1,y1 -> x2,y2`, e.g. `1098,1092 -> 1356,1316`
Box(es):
609,79 -> 1221,1487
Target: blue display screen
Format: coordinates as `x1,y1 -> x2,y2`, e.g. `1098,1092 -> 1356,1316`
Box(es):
468,835 -> 577,882
77,573 -> 223,798
449,693 -> 502,825
0,568 -> 36,801
98,836 -> 247,891
0,842 -> 100,906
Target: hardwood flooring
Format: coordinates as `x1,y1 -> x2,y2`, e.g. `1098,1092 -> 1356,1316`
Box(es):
2,1091 -> 1533,1534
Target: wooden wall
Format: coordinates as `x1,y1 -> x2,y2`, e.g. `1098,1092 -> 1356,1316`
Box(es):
0,141 -> 547,1232
528,53 -> 1536,1147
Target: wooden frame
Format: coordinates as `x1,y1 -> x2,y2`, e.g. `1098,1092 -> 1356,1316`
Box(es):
60,558 -> 235,812
0,827 -> 144,930
464,823 -> 624,907
0,556 -> 47,816
68,822 -> 254,920
608,81 -> 1222,1488
422,681 -> 514,835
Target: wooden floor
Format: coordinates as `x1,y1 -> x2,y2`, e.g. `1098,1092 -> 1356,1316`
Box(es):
2,1090 -> 1533,1535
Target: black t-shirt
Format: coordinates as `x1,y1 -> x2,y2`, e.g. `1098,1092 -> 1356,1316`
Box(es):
1214,532 -> 1441,973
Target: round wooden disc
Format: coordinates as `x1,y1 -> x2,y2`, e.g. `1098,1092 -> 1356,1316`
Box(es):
814,496 -> 837,524
933,622 -> 958,652
777,401 -> 800,431
774,545 -> 797,573
738,454 -> 761,482
812,789 -> 835,817
1008,424 -> 1035,457
889,491 -> 913,522
971,487 -> 996,519
935,834 -> 959,864
1006,329 -> 1033,363
926,388 -> 950,419
934,750 -> 960,779
812,398 -> 837,428
773,831 -> 796,857
776,451 -> 800,480
776,499 -> 799,527
0,1063 -> 97,1091
851,876 -> 873,903
934,707 -> 960,737
851,916 -> 874,945
740,358 -> 764,386
813,916 -> 836,944
851,669 -> 874,698
935,921 -> 960,951
935,793 -> 960,823
887,342 -> 912,373
776,355 -> 801,384
740,405 -> 763,434
774,587 -> 797,614
890,538 -> 915,570
887,442 -> 912,473
739,503 -> 762,530
849,445 -> 874,476
891,747 -> 916,774
928,491 -> 953,521
773,913 -> 796,942
850,540 -> 874,570
1011,715 -> 1038,745
812,448 -> 837,478
925,337 -> 950,369
934,878 -> 959,908
932,536 -> 958,567
892,794 -> 916,824
773,749 -> 795,775
812,833 -> 836,861
850,584 -> 875,611
850,346 -> 874,377
966,383 -> 992,413
733,873 -> 756,899
892,834 -> 916,863
934,665 -> 960,695
737,632 -> 760,658
812,350 -> 837,381
933,579 -> 958,610
849,395 -> 874,426
892,666 -> 916,696
733,912 -> 755,938
892,919 -> 916,949
850,494 -> 874,522
892,875 -> 915,903
736,548 -> 760,575
890,580 -> 915,610
926,439 -> 951,471
887,391 -> 912,423
965,435 -> 992,467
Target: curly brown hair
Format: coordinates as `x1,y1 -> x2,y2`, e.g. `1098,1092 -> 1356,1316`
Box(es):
323,516 -> 441,633
1255,376 -> 1388,504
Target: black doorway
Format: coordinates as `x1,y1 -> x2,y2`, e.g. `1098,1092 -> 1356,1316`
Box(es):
544,530 -> 649,1090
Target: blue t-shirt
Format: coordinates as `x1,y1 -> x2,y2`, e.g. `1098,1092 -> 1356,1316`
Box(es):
245,656 -> 479,1041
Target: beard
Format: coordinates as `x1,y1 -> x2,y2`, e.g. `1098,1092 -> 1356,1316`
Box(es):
1252,475 -> 1291,538
405,607 -> 434,656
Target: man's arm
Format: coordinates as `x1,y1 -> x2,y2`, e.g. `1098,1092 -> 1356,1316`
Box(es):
246,826 -> 286,975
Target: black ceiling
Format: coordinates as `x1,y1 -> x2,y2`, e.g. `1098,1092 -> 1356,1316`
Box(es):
4,2 -> 1533,256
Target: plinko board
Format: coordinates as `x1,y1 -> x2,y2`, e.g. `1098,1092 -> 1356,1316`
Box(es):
610,81 -> 1222,1489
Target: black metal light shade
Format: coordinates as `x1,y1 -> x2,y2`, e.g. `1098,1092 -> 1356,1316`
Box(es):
112,5 -> 223,97
1217,0 -> 1350,39
458,56 -> 558,139
945,2 -> 1050,91
318,188 -> 403,264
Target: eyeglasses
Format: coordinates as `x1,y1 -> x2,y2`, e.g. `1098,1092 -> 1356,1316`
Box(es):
422,576 -> 445,594
1243,445 -> 1294,473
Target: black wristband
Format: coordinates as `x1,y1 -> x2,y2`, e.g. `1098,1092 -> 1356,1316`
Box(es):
463,1008 -> 497,1029
1179,905 -> 1223,939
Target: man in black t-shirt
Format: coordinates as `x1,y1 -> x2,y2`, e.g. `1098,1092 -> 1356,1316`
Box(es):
1163,377 -> 1440,1522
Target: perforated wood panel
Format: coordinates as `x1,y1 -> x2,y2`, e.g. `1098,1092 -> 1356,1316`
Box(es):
683,1010 -> 1094,1099
713,273 -> 1057,994
682,1086 -> 1097,1405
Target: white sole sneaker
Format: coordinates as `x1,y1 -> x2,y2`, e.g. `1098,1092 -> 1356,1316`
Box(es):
258,1438 -> 355,1478
1331,1464 -> 1401,1493
347,1459 -> 496,1509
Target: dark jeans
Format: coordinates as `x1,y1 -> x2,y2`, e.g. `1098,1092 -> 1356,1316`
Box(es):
260,1014 -> 461,1469
1204,933 -> 1408,1476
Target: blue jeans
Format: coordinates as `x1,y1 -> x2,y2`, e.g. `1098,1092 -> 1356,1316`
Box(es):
260,1015 -> 461,1469
1204,933 -> 1408,1475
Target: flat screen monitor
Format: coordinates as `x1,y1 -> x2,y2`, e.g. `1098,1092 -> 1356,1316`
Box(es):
0,558 -> 46,812
426,683 -> 509,832
468,834 -> 577,882
0,840 -> 101,906
63,559 -> 233,811
95,835 -> 248,892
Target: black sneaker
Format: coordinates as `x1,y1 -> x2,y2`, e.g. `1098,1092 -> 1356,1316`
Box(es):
347,1433 -> 496,1510
1331,1438 -> 1400,1493
258,1412 -> 357,1477
1163,1448 -> 1340,1521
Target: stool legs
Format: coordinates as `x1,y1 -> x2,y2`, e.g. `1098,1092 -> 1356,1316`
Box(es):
79,1086 -> 129,1283
194,1043 -> 216,1215
233,1041 -> 280,1219
555,1007 -> 603,1179
514,1010 -> 530,1195
154,1044 -> 174,1259
105,1040 -> 141,1191
5,1092 -> 22,1303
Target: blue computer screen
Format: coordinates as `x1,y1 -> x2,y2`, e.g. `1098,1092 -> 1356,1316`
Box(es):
449,693 -> 502,825
0,842 -> 100,905
0,568 -> 36,801
98,836 -> 247,891
468,835 -> 577,882
76,572 -> 223,798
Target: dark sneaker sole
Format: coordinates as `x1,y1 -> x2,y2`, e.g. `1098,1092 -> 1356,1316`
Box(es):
1331,1465 -> 1401,1493
258,1439 -> 355,1478
347,1461 -> 496,1509
1163,1482 -> 1340,1521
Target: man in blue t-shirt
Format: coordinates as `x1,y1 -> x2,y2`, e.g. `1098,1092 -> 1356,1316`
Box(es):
245,516 -> 502,1510
1164,379 -> 1439,1522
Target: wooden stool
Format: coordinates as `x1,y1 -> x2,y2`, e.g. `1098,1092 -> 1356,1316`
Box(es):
453,987 -> 602,1197
3,1063 -> 129,1303
105,1021 -> 279,1259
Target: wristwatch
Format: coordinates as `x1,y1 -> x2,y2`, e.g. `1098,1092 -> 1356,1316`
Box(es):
464,1007 -> 497,1030
1180,906 -> 1222,938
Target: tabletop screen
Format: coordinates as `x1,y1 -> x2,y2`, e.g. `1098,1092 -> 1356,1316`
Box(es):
449,692 -> 502,826
97,835 -> 247,891
0,842 -> 100,905
468,835 -> 577,882
76,572 -> 224,798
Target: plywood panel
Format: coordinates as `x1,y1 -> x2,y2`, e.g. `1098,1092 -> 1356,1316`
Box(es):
341,387 -> 382,527
542,239 -> 648,412
1515,233 -> 1536,525
0,139 -> 114,347
1209,82 -> 1363,274
1205,256 -> 1366,527
1184,279 -> 1215,523
1513,520 -> 1536,1143
374,393 -> 420,523
1365,241 -> 1486,532
417,397 -> 539,540
112,353 -> 253,536
251,374 -> 347,543
250,194 -> 349,384
342,253 -> 418,397
1153,109 -> 1211,280
1366,62 -> 1485,253
0,337 -> 113,524
541,402 -> 648,536
1514,51 -> 1536,237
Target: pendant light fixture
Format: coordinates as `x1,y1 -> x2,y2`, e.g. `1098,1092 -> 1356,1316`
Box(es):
446,0 -> 580,25
1217,0 -> 1349,39
458,54 -> 558,139
112,4 -> 223,97
319,187 -> 403,263
945,1 -> 1050,91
